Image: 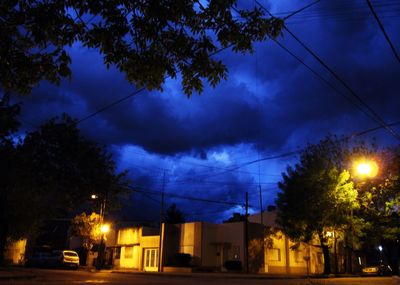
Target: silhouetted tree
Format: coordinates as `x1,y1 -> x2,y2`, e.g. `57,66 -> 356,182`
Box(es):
0,112 -> 128,265
1,1 -> 283,96
276,137 -> 358,275
223,212 -> 246,223
0,95 -> 21,265
70,212 -> 102,265
164,203 -> 185,224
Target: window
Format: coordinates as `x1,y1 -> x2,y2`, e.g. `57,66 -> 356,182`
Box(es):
294,250 -> 304,263
114,247 -> 121,259
267,248 -> 281,261
124,246 -> 133,259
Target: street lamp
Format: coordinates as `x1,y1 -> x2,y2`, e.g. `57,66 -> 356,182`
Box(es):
326,230 -> 338,274
96,223 -> 110,270
101,224 -> 110,234
353,160 -> 379,178
345,159 -> 379,273
378,245 -> 383,263
91,193 -> 107,222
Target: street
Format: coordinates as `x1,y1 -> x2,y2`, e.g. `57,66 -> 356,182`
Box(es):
0,268 -> 397,285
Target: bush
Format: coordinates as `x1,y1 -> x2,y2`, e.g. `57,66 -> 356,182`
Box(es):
225,260 -> 242,271
172,253 -> 191,267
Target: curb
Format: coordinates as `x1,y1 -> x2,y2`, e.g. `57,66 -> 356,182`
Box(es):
111,270 -> 311,280
0,274 -> 36,281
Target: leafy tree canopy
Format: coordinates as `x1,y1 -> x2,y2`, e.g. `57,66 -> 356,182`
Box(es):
276,137 -> 355,241
0,109 -> 128,265
223,212 -> 246,223
1,0 -> 283,96
276,137 -> 357,274
70,212 -> 102,251
164,203 -> 185,224
276,136 -> 400,274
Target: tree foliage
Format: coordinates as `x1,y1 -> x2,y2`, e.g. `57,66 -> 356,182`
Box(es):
0,0 -> 283,96
19,114 -> 128,215
276,137 -> 357,274
354,148 -> 400,274
276,137 -> 400,274
223,212 -> 246,223
164,203 -> 185,224
0,107 -> 128,265
70,212 -> 102,251
0,96 -> 22,265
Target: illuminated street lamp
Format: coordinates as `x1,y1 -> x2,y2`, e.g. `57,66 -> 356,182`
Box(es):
345,159 -> 379,273
90,193 -> 107,222
353,160 -> 379,178
97,223 -> 110,270
100,224 -> 110,234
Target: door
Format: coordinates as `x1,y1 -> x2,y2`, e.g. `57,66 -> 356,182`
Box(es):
143,248 -> 158,272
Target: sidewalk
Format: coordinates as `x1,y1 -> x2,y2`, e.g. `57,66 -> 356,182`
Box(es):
111,269 -> 314,280
0,267 -> 37,280
111,269 -> 400,281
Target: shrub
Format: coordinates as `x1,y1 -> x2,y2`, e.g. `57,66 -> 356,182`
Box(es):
225,260 -> 242,271
172,253 -> 191,267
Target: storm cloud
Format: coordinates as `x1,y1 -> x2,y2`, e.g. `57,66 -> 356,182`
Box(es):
15,0 -> 400,222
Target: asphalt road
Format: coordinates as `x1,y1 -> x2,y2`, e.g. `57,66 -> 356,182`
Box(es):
1,268 -> 398,285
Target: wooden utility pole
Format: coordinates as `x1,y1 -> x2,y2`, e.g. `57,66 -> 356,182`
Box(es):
259,185 -> 263,225
158,170 -> 166,272
245,191 -> 249,274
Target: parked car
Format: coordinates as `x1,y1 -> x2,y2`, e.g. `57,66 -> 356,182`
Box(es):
49,250 -> 80,270
25,251 -> 51,267
25,246 -> 52,268
362,262 -> 392,276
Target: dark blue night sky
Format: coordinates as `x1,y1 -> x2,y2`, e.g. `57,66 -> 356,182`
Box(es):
14,0 -> 400,223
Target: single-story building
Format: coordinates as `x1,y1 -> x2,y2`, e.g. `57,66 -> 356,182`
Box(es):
112,211 -> 324,274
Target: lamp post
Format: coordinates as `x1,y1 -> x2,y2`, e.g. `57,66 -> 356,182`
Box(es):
91,193 -> 107,223
378,245 -> 383,263
327,230 -> 338,274
348,159 -> 379,273
96,223 -> 110,270
91,193 -> 109,270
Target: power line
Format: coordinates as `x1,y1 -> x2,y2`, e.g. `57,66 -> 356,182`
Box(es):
75,44 -> 234,125
365,0 -> 400,63
195,150 -> 301,180
272,40 -> 382,126
76,87 -> 145,124
125,185 -> 250,207
283,0 -> 321,20
255,0 -> 400,142
190,119 -> 400,179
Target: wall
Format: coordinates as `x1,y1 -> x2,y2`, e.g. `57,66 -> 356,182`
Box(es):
201,222 -> 245,271
117,227 -> 141,269
178,223 -> 202,266
115,227 -> 160,270
4,239 -> 27,265
264,230 -> 324,275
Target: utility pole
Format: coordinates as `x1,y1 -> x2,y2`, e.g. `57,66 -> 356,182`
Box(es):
158,170 -> 166,272
245,191 -> 249,274
257,152 -> 263,225
259,185 -> 263,225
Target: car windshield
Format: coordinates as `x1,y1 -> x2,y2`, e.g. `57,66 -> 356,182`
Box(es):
64,252 -> 78,257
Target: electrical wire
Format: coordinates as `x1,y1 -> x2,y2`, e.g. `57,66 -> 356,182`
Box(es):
255,0 -> 400,142
365,0 -> 400,63
125,185 -> 250,207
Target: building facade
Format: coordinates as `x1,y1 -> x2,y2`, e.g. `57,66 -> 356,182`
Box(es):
112,212 -> 324,274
